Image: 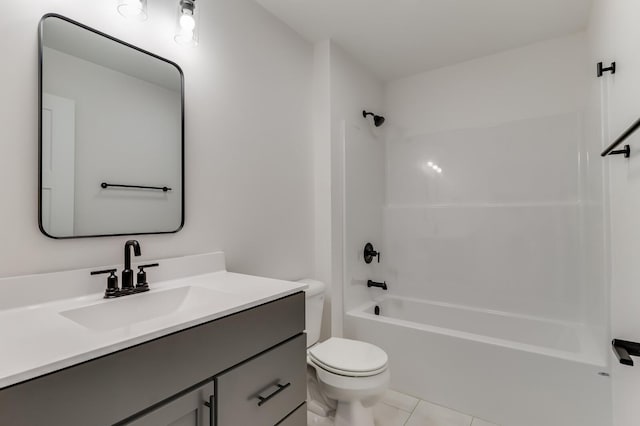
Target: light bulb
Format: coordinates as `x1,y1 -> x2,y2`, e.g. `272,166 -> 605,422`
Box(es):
179,14 -> 196,31
117,0 -> 147,20
175,0 -> 199,46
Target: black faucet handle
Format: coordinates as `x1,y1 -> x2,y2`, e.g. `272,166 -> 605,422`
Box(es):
90,268 -> 117,276
136,263 -> 159,290
138,263 -> 159,270
90,268 -> 119,298
364,242 -> 381,264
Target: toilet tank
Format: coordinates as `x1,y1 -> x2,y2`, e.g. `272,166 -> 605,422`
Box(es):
298,279 -> 326,348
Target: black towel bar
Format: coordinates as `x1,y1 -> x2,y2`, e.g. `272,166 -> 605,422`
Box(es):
601,117 -> 640,157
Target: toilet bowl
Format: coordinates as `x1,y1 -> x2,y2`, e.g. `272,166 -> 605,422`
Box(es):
300,279 -> 390,426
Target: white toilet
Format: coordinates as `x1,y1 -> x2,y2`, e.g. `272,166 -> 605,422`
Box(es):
301,279 -> 390,426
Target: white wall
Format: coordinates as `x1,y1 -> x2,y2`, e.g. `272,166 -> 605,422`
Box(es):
328,42 -> 384,336
311,40 -> 384,337
0,0 -> 313,280
588,1 -> 640,424
386,33 -> 590,136
44,47 -> 182,235
383,33 -> 605,323
343,120 -> 385,312
312,40 -> 332,340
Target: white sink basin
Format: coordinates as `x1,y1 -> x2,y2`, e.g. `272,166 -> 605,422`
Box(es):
60,286 -> 245,331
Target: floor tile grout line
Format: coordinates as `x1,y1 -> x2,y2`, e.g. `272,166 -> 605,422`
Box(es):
381,392 -> 420,415
382,401 -> 412,414
383,390 -> 421,414
402,397 -> 421,426
308,390 -> 499,426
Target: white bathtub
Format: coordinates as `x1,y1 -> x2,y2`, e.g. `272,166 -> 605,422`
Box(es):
345,296 -> 611,426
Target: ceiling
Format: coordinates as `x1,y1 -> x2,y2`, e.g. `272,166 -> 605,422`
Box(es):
254,0 -> 594,81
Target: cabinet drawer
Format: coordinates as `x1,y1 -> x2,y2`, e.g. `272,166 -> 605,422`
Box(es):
276,403 -> 306,426
216,334 -> 306,426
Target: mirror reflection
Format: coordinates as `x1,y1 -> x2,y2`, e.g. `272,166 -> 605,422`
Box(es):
39,14 -> 184,238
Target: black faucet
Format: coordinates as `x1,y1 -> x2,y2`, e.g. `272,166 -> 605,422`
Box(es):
90,240 -> 158,298
122,240 -> 141,291
367,280 -> 388,290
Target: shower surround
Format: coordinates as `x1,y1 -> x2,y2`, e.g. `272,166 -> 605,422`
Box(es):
342,33 -> 610,426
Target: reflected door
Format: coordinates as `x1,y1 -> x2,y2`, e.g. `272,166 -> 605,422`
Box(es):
41,93 -> 75,236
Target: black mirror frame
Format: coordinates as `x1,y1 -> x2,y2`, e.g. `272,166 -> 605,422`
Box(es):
38,13 -> 185,239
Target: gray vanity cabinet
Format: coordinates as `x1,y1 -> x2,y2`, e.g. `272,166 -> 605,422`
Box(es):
123,381 -> 214,426
0,292 -> 305,426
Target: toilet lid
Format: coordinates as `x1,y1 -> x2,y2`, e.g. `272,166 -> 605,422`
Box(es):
309,337 -> 388,377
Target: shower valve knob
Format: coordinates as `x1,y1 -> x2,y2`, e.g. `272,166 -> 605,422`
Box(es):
364,242 -> 380,264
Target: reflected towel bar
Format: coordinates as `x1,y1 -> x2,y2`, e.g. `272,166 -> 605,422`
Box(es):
601,117 -> 640,157
101,182 -> 172,192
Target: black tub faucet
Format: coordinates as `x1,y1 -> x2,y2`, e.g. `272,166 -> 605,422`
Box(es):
367,280 -> 388,290
122,240 -> 141,291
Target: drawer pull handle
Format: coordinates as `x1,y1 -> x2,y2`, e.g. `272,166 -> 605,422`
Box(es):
257,382 -> 291,407
204,395 -> 214,426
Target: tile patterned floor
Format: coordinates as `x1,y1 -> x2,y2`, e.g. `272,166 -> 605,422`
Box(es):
307,389 -> 500,426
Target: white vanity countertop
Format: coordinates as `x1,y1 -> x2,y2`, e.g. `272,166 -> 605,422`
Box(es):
0,254 -> 307,389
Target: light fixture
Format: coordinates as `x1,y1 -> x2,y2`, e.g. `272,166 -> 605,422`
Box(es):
117,0 -> 148,20
175,0 -> 200,46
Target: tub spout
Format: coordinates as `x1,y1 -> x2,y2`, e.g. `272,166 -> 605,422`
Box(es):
367,280 -> 388,290
613,339 -> 640,366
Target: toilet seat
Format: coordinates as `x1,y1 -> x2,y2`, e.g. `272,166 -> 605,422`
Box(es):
308,337 -> 388,377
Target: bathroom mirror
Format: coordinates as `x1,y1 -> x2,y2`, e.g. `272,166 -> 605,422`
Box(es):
38,14 -> 184,239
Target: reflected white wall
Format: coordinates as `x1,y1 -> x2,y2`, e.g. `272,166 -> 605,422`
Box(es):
44,47 -> 182,235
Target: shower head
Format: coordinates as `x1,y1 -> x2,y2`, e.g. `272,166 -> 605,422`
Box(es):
363,110 -> 385,127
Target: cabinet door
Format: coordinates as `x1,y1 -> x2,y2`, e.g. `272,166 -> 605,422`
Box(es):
123,382 -> 214,426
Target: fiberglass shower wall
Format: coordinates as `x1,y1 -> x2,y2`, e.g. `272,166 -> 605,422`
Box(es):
380,33 -> 607,331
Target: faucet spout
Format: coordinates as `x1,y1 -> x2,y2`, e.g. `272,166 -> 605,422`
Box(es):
124,240 -> 141,270
367,280 -> 388,290
122,240 -> 141,290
